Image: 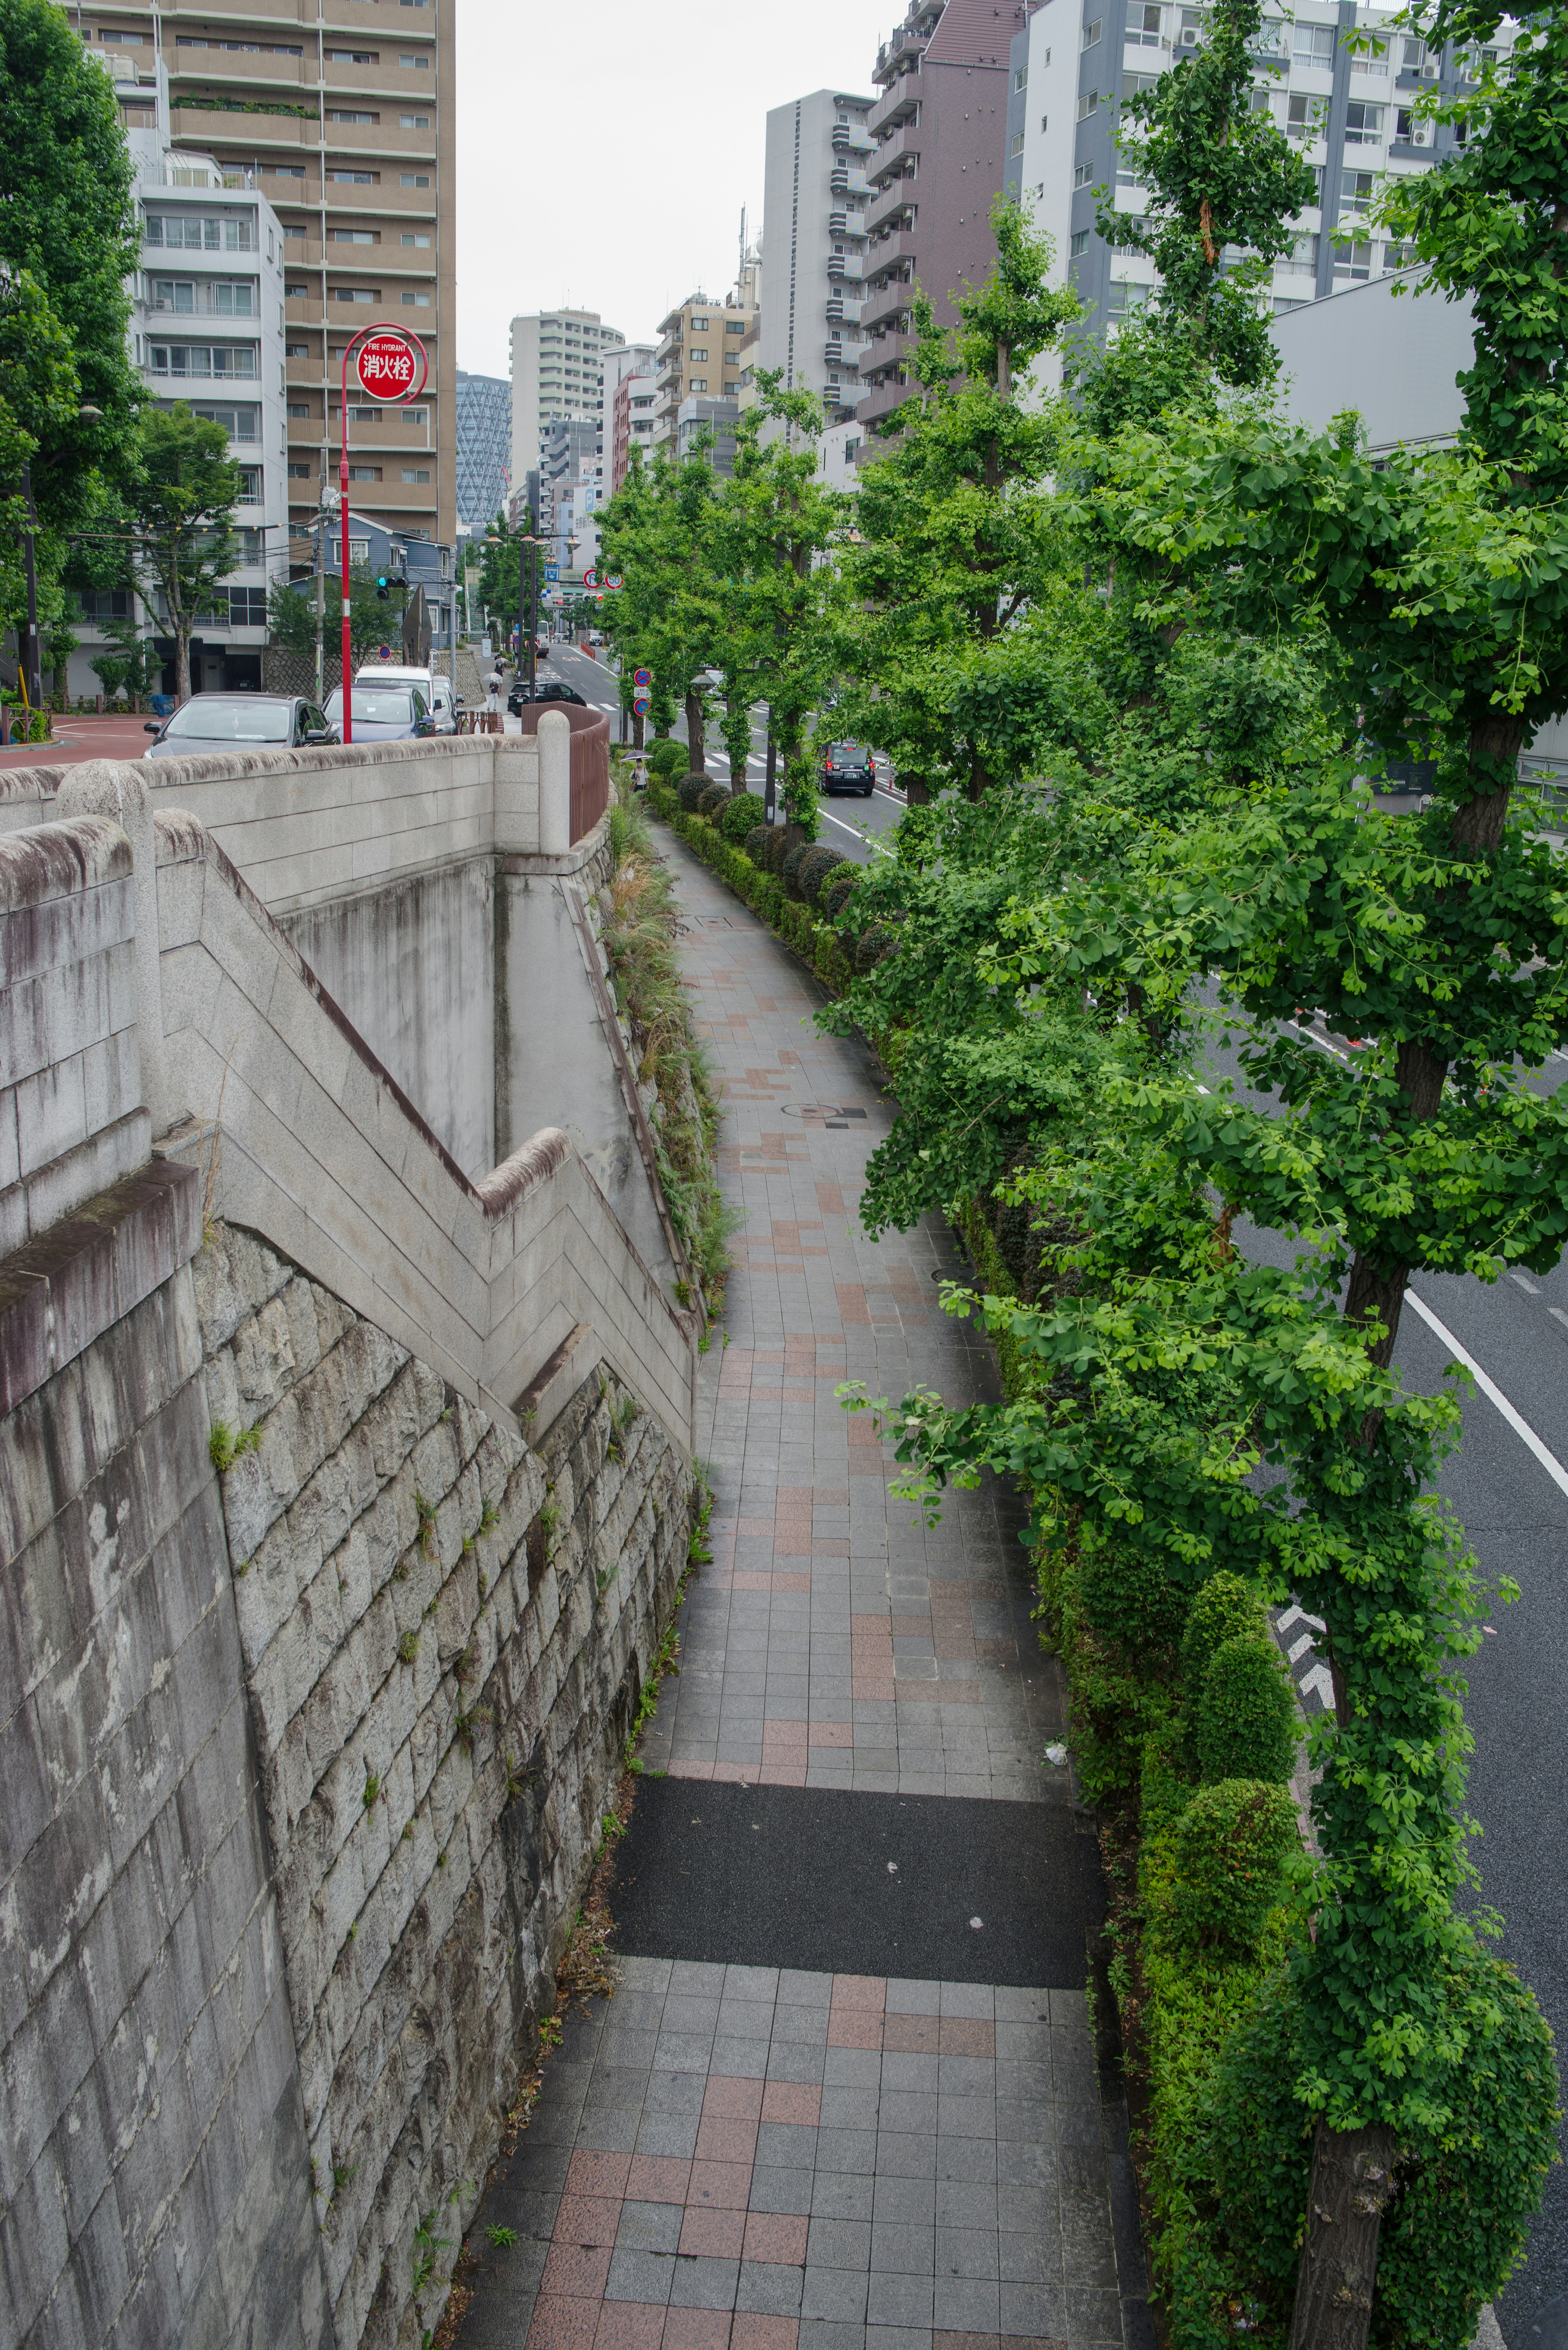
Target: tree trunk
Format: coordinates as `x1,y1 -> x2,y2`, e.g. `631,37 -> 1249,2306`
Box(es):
1286,2120 -> 1400,2350
633,707 -> 645,749
684,685 -> 706,776
175,624 -> 192,705
1452,710 -> 1525,853
765,724 -> 778,822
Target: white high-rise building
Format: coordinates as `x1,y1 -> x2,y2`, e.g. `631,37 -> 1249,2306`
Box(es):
759,89 -> 876,428
508,308 -> 626,509
1002,0 -> 1513,393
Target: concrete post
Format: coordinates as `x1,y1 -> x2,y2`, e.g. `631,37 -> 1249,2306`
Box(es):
538,709 -> 571,854
56,760 -> 169,1137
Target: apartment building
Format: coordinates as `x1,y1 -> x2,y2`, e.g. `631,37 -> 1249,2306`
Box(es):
1006,0 -> 1511,375
759,90 -> 877,428
859,0 -> 1025,433
609,345 -> 659,492
650,292 -> 757,457
537,418 -> 602,569
508,310 -> 626,508
72,0 -> 457,589
63,47 -> 290,699
455,369 -> 511,530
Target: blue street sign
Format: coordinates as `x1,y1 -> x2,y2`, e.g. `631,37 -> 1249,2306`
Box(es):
545,565 -> 560,583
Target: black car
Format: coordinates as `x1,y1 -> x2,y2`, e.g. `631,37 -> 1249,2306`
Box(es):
822,740 -> 875,796
507,679 -> 588,716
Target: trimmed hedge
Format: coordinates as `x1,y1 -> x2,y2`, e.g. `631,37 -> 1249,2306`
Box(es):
1195,1635 -> 1299,1786
647,738 -> 687,781
744,824 -> 772,863
1169,1780 -> 1298,1955
697,781 -> 731,820
796,845 -> 851,906
646,782 -> 859,994
677,774 -> 710,813
821,869 -> 860,920
722,792 -> 767,842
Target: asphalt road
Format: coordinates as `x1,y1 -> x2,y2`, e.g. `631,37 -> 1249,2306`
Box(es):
545,652 -> 1565,2338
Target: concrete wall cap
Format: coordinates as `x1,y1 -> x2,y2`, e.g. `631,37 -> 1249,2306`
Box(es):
0,813 -> 131,911
56,760 -> 149,821
475,1126 -> 572,1219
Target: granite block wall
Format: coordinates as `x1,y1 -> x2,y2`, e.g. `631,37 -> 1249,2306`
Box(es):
196,1220 -> 693,2348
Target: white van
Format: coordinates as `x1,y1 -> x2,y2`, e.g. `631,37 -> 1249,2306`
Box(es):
354,662 -> 459,733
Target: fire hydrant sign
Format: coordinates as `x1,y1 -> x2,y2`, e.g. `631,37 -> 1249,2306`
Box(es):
354,332 -> 423,401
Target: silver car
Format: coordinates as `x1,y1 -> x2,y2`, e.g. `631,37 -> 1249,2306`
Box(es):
143,693 -> 338,757
323,682 -> 439,742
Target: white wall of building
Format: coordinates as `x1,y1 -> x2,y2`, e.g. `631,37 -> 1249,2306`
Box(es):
760,88 -> 875,428
1270,268 -> 1472,451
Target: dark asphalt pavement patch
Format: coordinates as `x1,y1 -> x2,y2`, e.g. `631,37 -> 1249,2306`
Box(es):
607,1780 -> 1103,1986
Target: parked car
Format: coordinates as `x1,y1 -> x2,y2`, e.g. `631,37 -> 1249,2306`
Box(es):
322,682 -> 438,741
507,679 -> 588,716
822,740 -> 875,796
143,693 -> 337,758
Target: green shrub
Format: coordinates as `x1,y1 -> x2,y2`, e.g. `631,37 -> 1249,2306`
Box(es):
1194,1634 -> 1298,1785
760,826 -> 794,875
796,845 -> 850,905
697,780 -> 731,820
1181,1571 -> 1267,1690
1168,1780 -> 1298,1956
677,774 -> 710,813
821,869 -> 860,921
720,792 -> 765,841
744,824 -> 771,863
1079,1530 -> 1191,1656
647,738 -> 686,781
782,842 -> 816,900
1170,1956 -> 1561,2350
854,920 -> 900,972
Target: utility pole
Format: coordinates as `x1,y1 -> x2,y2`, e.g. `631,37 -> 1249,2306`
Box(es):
20,462 -> 42,713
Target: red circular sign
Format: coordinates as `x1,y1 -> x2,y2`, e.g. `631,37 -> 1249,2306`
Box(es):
354,331 -> 425,402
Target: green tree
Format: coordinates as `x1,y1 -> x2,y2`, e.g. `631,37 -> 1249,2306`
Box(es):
834,198 -> 1079,799
112,405 -> 241,702
269,564 -> 398,681
0,0 -> 140,555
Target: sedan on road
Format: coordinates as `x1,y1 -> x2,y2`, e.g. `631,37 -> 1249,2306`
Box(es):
507,680 -> 588,716
322,683 -> 439,741
144,693 -> 337,757
822,740 -> 875,796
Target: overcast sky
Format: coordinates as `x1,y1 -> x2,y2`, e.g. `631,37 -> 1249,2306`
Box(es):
454,0 -> 895,376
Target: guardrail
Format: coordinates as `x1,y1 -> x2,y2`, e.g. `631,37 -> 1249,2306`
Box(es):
512,702 -> 611,844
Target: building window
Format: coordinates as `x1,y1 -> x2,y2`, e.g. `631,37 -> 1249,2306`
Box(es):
288,460 -> 313,477
401,232 -> 432,246
1013,63 -> 1028,88
347,465 -> 381,481
333,288 -> 379,303
236,465 -> 263,501
1293,22 -> 1334,64
401,466 -> 431,482
1277,231 -> 1319,275
228,586 -> 268,626
401,290 -> 432,306
1343,100 -> 1384,144
287,399 -> 310,417
147,343 -> 259,378
688,347 -> 708,361
400,172 -> 431,185
398,53 -> 428,66
1074,161 -> 1093,187
1082,17 -> 1102,45
1077,90 -> 1097,118
1040,112 -> 1049,130
271,163 -> 306,178
691,315 -> 710,329
1273,294 -> 1308,313
330,227 -> 378,243
1339,167 -> 1377,218
1287,91 -> 1319,137
327,108 -> 378,123
1332,238 -> 1374,279
1127,3 -> 1163,45
1070,228 -> 1090,255
1122,69 -> 1159,98
399,112 -> 430,127
1010,129 -> 1025,155
690,378 -> 708,391
286,341 -> 310,357
329,168 -> 376,184
324,47 -> 376,62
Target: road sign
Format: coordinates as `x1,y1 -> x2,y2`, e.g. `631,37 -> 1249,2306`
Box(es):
606,573 -> 624,589
634,667 -> 651,689
545,565 -> 559,583
353,330 -> 424,402
633,698 -> 650,717
378,643 -> 392,659
583,569 -> 601,589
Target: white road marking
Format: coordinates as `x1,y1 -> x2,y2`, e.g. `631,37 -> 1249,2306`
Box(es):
1511,1272 -> 1541,1294
1286,1633 -> 1316,1665
822,810 -> 893,856
1550,1307 -> 1568,1336
1300,1663 -> 1336,1708
1277,1606 -> 1326,1634
1404,1288 -> 1568,1500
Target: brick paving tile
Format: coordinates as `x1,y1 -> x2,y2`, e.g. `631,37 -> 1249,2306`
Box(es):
459,835 -> 1134,2350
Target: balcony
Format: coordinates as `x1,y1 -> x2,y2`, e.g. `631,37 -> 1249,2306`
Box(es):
826,253 -> 864,283
867,178 -> 917,238
829,210 -> 868,239
864,230 -> 921,282
869,124 -> 920,183
862,279 -> 915,334
831,122 -> 878,155
825,296 -> 865,326
869,69 -> 923,137
874,22 -> 927,81
857,374 -> 916,430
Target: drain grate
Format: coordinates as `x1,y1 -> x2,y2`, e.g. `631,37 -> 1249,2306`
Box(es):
782,1103 -> 870,1130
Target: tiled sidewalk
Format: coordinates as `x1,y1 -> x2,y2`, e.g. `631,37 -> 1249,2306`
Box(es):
460,1960 -> 1118,2350
457,834 -> 1136,2350
637,867 -> 1067,1803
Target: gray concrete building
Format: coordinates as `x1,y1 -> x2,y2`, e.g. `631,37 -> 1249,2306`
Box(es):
859,0 -> 1025,433
508,309 -> 625,511
1006,0 -> 1512,385
454,368 -> 512,531
759,89 -> 876,427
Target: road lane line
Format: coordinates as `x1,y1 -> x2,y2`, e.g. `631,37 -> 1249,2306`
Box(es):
1404,1289 -> 1568,1499
821,811 -> 893,856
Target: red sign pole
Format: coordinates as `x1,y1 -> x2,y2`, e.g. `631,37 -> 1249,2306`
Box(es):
335,323 -> 428,747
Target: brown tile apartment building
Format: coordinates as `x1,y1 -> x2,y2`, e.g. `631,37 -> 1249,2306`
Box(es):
79,0 -> 455,562
860,0 -> 1025,430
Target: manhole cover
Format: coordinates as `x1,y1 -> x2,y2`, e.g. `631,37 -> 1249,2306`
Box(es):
782,1103 -> 869,1129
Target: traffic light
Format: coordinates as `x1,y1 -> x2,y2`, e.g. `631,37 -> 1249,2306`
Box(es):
376,572 -> 390,602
